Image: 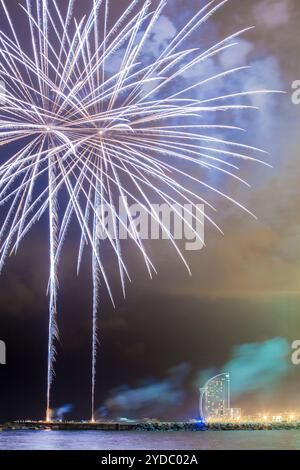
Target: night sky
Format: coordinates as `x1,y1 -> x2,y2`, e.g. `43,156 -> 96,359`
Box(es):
0,0 -> 300,423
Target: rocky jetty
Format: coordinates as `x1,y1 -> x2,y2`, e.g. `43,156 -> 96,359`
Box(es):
207,422 -> 300,431
1,421 -> 139,431
136,421 -> 300,432
136,422 -> 204,432
2,421 -> 300,432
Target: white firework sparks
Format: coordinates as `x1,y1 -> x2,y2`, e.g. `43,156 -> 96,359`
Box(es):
0,0 -> 279,421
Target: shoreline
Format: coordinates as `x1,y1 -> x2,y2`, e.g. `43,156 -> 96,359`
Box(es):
2,421 -> 300,432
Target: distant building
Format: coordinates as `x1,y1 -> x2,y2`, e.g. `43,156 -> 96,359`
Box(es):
200,373 -> 230,421
272,415 -> 283,423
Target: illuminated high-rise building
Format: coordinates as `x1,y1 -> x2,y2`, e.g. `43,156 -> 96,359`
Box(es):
200,373 -> 230,421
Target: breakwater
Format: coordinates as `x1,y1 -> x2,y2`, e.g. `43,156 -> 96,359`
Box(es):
2,421 -> 300,432
1,421 -> 138,431
137,422 -> 300,431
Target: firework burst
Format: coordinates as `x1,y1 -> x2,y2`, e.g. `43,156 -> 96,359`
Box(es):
0,0 -> 279,421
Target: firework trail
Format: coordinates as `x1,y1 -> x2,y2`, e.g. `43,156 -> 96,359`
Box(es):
0,0 -> 280,421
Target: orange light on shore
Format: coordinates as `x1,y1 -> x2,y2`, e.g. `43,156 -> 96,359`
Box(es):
46,408 -> 52,423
